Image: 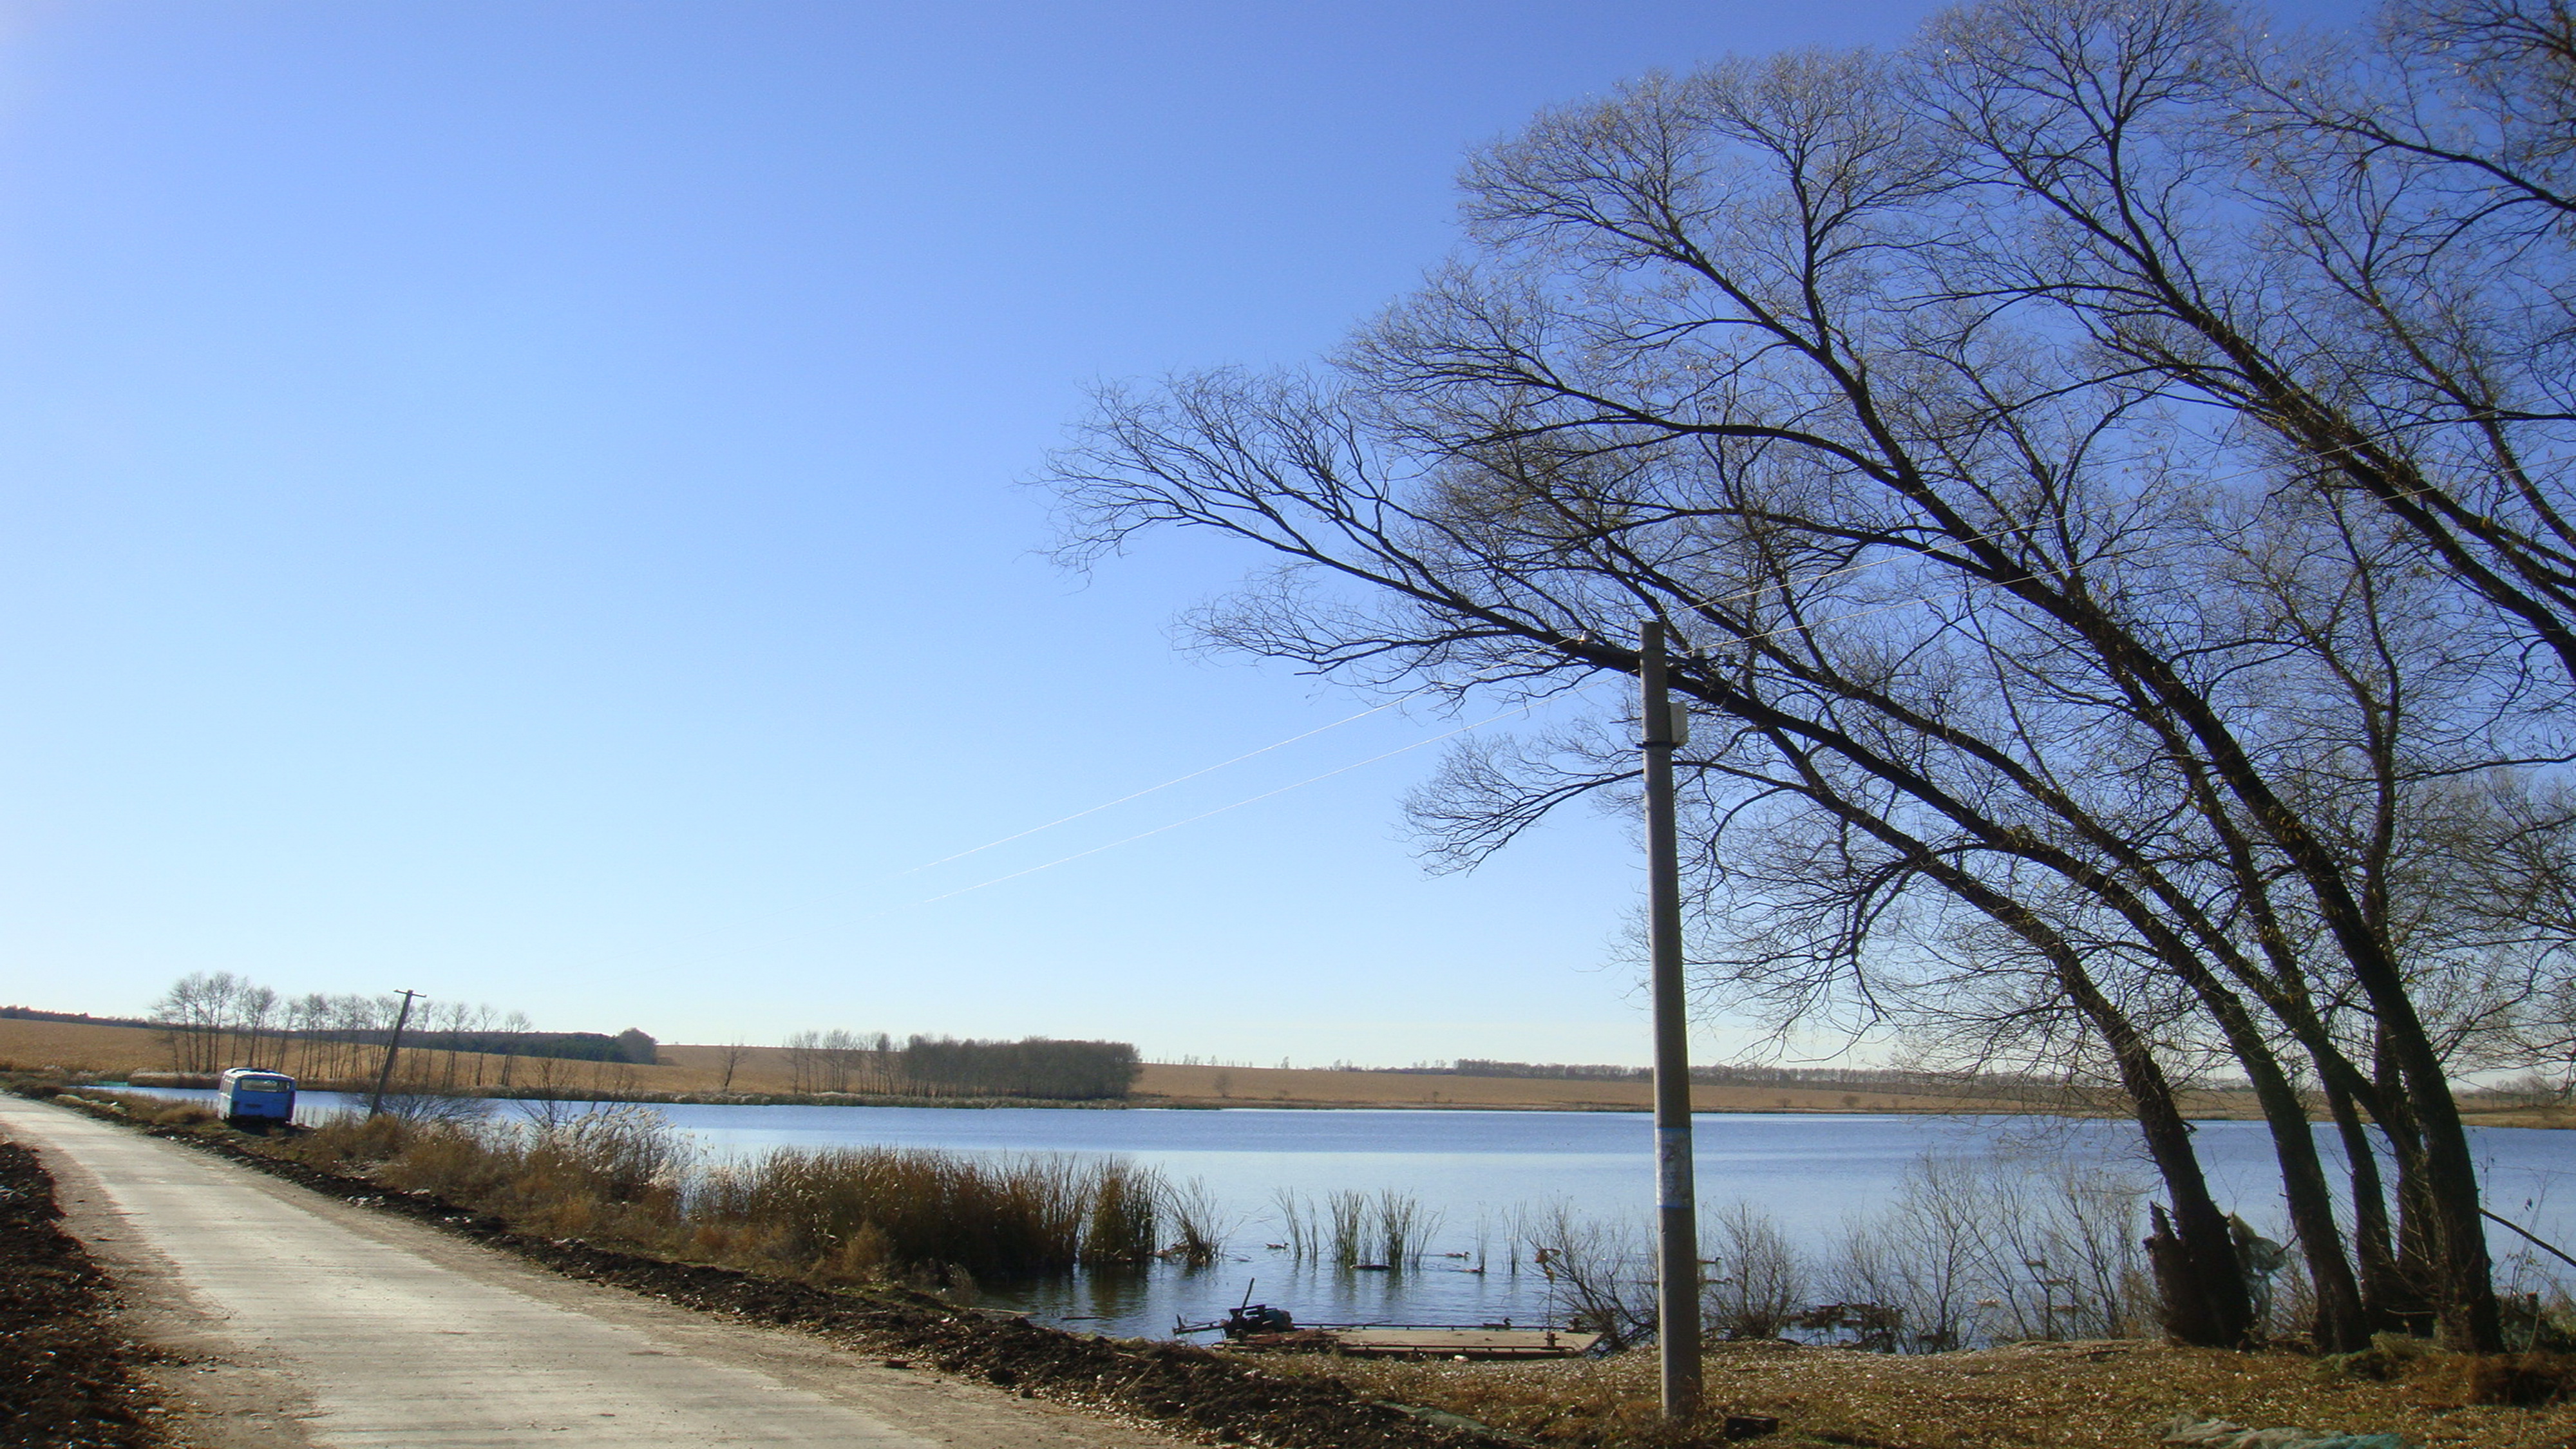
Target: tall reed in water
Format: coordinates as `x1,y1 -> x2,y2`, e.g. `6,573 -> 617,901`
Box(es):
1270,1186 -> 1314,1260
1326,1189 -> 1370,1266
1079,1158 -> 1161,1265
1162,1176 -> 1228,1267
1374,1189 -> 1440,1269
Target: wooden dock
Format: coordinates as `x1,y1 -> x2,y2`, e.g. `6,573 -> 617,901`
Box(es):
1228,1326 -> 1600,1359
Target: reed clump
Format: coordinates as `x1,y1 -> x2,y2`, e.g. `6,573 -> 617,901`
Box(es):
1373,1189 -> 1440,1271
266,1107 -> 1169,1286
1325,1189 -> 1370,1266
693,1146 -> 1164,1278
1160,1176 -> 1229,1267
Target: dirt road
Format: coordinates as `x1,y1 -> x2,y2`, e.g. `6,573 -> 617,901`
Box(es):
0,1097 -> 1184,1448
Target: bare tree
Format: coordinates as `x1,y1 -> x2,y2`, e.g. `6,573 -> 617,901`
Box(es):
1045,1 -> 2576,1351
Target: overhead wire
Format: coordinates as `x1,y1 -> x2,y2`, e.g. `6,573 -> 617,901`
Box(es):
880,575 -> 2022,909
872,437 -> 2463,898
904,697 -> 1566,907
870,442 -> 2459,907
885,696 -> 1415,878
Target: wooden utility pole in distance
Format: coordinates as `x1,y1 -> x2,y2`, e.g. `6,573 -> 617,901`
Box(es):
366,989 -> 422,1119
1640,621 -> 1703,1420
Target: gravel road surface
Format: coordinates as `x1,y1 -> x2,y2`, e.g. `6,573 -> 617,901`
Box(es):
0,1096 -> 1186,1449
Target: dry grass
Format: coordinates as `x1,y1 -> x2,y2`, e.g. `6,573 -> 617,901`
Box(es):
1262,1338 -> 2576,1448
58,1090 -> 218,1128
252,1107 -> 1182,1285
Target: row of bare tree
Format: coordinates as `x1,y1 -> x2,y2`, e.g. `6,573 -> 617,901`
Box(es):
1047,0 -> 2576,1351
149,971 -> 610,1090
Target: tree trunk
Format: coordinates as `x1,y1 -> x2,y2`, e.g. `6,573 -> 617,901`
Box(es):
2232,1047 -> 2373,1351
2058,965 -> 2254,1347
2319,1069 -> 2410,1333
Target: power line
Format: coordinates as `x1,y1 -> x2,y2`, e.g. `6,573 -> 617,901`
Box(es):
902,697 -> 1561,907
887,697 -> 1413,878
587,439 -> 2505,964
543,692 -> 1437,976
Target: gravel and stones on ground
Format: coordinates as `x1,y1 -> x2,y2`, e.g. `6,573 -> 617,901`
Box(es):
0,1139 -> 163,1448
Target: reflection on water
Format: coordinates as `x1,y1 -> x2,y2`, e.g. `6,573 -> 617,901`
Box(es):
99,1087 -> 2576,1341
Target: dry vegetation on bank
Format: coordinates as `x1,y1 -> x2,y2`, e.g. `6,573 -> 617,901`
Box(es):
1263,1338 -> 2576,1449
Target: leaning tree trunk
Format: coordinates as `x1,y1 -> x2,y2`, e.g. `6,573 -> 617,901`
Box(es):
2058,964 -> 2255,1348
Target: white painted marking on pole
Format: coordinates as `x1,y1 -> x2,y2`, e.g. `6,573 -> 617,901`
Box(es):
1656,1128 -> 1692,1209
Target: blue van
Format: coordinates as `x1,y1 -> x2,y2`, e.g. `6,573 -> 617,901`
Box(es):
218,1068 -> 297,1128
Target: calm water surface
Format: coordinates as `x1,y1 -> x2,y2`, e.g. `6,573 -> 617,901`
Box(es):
114,1088 -> 2576,1339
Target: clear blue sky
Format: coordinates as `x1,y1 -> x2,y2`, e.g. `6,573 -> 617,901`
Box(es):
0,1 -> 2367,1064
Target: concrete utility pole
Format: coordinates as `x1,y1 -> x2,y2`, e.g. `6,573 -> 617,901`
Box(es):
366,989 -> 422,1120
1640,621 -> 1703,1420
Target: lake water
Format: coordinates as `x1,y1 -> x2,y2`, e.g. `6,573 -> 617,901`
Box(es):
106,1087 -> 2576,1340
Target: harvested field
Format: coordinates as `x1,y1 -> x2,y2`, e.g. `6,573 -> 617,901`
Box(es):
0,1020 -> 164,1079
0,1137 -> 164,1448
1262,1336 -> 2576,1449
1132,1063 -> 2186,1116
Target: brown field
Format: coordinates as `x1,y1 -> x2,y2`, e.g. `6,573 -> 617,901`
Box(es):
5,1017 -> 2566,1124
0,1019 -> 2107,1112
0,1019 -> 169,1076
1126,1061 -> 2098,1115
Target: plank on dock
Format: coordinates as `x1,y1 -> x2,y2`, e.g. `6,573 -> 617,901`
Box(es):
1323,1327 -> 1600,1358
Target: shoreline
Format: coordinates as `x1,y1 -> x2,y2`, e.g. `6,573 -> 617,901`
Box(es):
10,1016 -> 2566,1126
79,1078 -> 2576,1131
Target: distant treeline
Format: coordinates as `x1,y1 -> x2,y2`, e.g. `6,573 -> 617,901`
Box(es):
303,1028 -> 656,1065
784,1031 -> 1139,1101
1,1005 -> 159,1030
